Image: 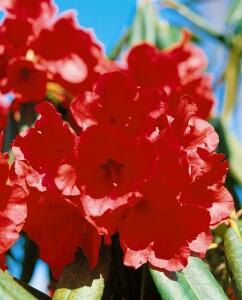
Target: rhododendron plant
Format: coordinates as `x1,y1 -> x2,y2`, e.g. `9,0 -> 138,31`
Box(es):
0,0 -> 240,299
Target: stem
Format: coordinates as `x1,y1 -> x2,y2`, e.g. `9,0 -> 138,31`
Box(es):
140,264 -> 147,300
163,0 -> 231,46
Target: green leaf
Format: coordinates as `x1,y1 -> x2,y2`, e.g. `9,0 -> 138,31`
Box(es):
227,0 -> 242,26
224,226 -> 242,299
155,20 -> 200,50
129,2 -> 160,47
221,42 -> 241,124
129,5 -> 145,46
52,246 -> 110,300
0,270 -> 36,300
223,127 -> 242,186
150,256 -> 228,299
155,21 -> 182,49
143,2 -> 157,44
213,222 -> 228,239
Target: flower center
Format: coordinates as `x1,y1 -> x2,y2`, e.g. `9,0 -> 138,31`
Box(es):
20,67 -> 31,81
100,158 -> 124,187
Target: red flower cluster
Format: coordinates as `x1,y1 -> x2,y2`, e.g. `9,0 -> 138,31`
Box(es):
125,30 -> 216,119
0,132 -> 26,270
10,71 -> 233,277
10,103 -> 101,278
0,0 -> 217,138
0,0 -> 110,106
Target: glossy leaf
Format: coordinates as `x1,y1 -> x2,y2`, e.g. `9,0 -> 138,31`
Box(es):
224,226 -> 242,299
150,256 -> 228,299
52,246 -> 110,300
0,270 -> 36,300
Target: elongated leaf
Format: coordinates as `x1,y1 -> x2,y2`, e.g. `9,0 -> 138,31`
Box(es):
223,127 -> 242,186
0,270 -> 36,300
227,0 -> 242,25
224,226 -> 242,299
143,2 -> 156,44
221,42 -> 241,124
129,5 -> 145,46
52,246 -> 110,300
155,21 -> 182,49
150,256 -> 228,299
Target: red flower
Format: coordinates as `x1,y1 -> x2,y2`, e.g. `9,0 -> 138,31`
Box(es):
165,97 -> 219,153
126,30 -> 215,119
118,178 -> 212,271
11,102 -> 101,277
0,17 -> 34,91
22,189 -> 101,279
76,125 -> 153,198
71,71 -> 167,137
183,149 -> 234,227
155,98 -> 234,228
168,76 -> 215,119
12,101 -> 78,185
32,12 -> 107,97
0,0 -> 57,32
0,185 -> 26,253
115,99 -> 233,269
60,72 -> 232,271
2,58 -> 47,102
55,123 -> 157,239
0,133 -> 27,270
11,71 -> 233,274
0,17 -> 33,57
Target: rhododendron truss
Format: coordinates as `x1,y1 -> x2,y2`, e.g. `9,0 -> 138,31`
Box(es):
125,30 -> 216,119
10,71 -> 233,278
0,0 -> 115,112
10,102 -> 101,278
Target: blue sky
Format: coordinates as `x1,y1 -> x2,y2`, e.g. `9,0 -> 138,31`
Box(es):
56,0 -> 137,54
